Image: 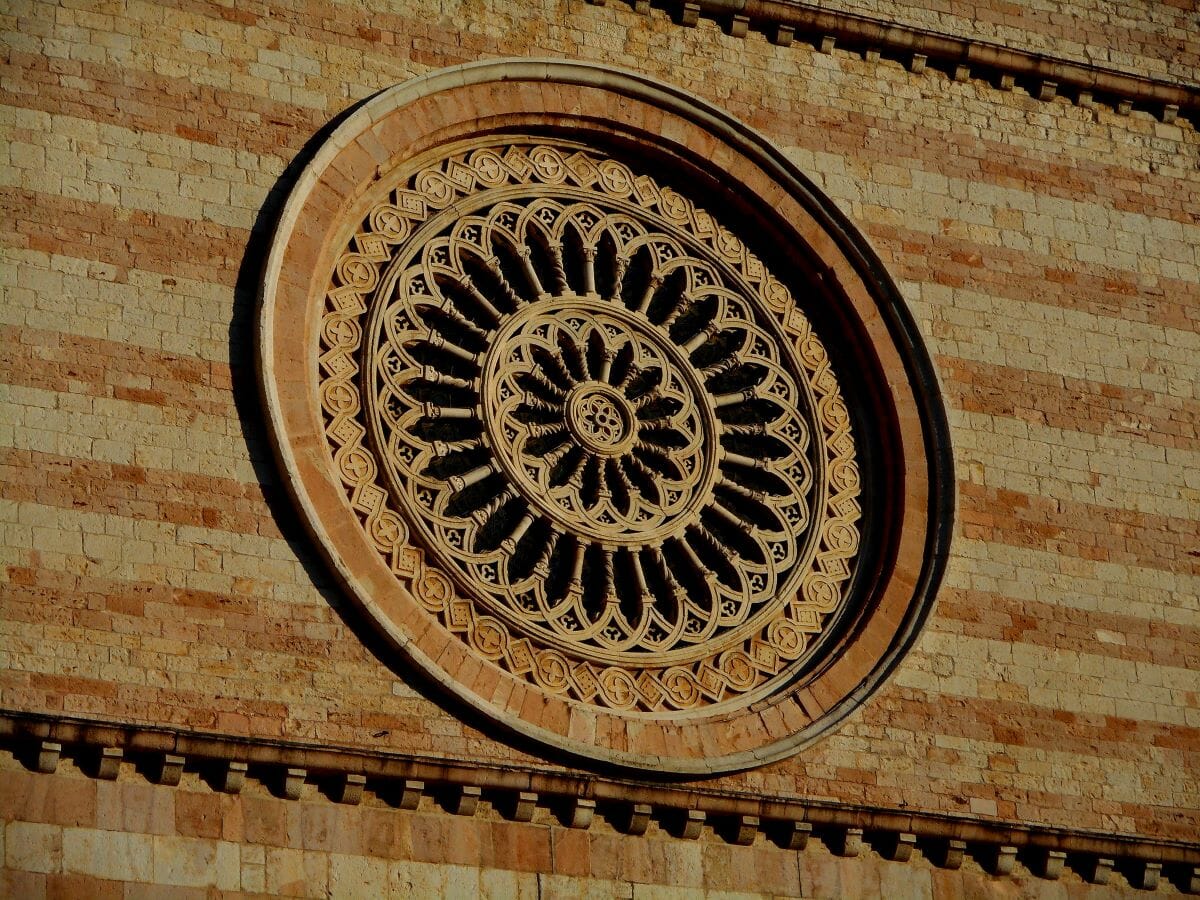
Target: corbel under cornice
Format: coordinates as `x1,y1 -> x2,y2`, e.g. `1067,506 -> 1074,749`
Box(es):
589,0 -> 1199,124
3,710 -> 1197,893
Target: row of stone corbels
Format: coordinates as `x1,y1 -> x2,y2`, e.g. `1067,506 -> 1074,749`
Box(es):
28,738 -> 1195,892
585,0 -> 1195,124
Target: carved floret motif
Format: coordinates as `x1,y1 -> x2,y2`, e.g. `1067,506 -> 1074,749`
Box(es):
319,141 -> 862,713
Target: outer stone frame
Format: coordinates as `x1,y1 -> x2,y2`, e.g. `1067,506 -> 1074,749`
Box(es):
258,59 -> 953,775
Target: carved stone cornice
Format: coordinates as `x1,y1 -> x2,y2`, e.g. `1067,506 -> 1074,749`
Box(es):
592,0 -> 1199,123
3,710 -> 1197,891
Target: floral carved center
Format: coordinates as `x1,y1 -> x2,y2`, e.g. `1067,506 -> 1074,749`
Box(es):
566,384 -> 633,455
477,298 -> 718,546
321,141 -> 862,712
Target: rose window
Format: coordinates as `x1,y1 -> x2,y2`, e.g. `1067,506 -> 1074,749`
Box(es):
316,142 -> 862,711
263,63 -> 951,772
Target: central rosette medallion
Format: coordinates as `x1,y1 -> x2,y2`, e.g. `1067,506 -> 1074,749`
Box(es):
566,382 -> 633,455
480,299 -> 718,546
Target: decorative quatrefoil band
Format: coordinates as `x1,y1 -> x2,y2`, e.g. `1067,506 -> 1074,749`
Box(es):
260,61 -> 952,773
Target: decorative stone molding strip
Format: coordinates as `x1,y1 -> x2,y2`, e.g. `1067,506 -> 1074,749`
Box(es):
592,0 -> 1200,123
3,712 -> 1197,891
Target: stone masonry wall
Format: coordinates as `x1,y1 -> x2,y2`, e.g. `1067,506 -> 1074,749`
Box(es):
2,0 -> 1198,893
0,751 -> 1185,898
816,0 -> 1199,83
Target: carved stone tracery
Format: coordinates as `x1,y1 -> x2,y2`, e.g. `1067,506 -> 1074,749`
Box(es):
319,140 -> 862,714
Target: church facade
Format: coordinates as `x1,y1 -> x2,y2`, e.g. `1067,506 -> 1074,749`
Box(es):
2,0 -> 1198,895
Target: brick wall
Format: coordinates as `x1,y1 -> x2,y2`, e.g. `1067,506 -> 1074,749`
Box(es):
2,0 -> 1198,893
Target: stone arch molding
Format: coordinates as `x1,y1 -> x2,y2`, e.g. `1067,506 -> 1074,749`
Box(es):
258,59 -> 953,775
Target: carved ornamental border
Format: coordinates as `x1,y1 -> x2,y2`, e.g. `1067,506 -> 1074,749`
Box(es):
258,60 -> 954,774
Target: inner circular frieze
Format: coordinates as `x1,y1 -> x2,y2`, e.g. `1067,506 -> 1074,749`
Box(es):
472,295 -> 721,548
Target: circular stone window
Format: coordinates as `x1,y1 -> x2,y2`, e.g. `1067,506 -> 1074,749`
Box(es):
259,60 -> 952,774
